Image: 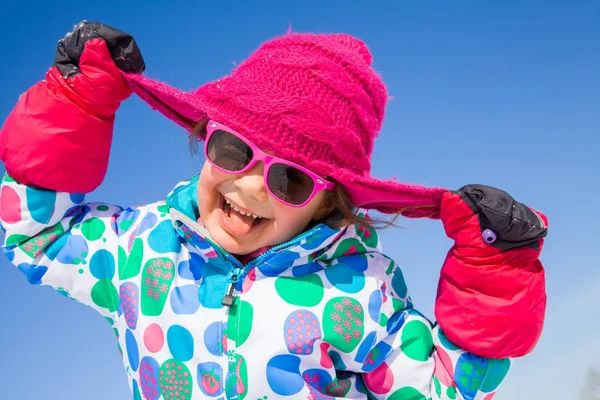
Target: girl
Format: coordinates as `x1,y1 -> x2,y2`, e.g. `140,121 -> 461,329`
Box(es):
0,22 -> 548,399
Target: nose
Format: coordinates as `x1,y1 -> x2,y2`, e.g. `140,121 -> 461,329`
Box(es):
233,161 -> 269,202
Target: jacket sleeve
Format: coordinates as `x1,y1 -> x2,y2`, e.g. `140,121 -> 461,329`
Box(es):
0,173 -> 140,319
359,311 -> 510,400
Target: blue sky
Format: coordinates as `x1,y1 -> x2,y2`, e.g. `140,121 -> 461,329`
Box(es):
0,1 -> 598,399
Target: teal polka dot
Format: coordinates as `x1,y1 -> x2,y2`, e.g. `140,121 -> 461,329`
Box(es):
89,249 -> 115,280
167,325 -> 194,361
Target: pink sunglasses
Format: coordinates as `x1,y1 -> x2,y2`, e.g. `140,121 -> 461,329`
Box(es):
204,120 -> 335,207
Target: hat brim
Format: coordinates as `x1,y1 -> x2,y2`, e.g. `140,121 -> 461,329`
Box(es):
123,73 -> 447,219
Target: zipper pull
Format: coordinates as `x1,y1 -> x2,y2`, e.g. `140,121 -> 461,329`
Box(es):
222,268 -> 242,307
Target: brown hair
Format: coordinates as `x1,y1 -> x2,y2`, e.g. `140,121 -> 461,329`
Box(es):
190,122 -> 400,230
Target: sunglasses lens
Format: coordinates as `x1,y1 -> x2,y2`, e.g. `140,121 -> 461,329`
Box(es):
206,129 -> 253,172
268,163 -> 316,206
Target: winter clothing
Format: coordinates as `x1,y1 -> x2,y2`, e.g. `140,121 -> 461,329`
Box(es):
0,174 -> 512,399
0,22 -> 144,194
0,21 -> 548,399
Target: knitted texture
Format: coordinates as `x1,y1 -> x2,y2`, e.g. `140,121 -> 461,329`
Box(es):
124,33 -> 447,218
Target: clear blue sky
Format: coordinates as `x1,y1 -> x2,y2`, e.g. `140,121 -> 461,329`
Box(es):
0,1 -> 598,399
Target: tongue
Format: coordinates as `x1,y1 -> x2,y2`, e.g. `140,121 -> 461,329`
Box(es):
227,208 -> 256,236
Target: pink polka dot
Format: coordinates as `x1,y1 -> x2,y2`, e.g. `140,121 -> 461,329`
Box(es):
296,326 -> 302,332
143,323 -> 164,353
289,318 -> 296,324
483,392 -> 495,400
296,341 -> 303,348
297,312 -> 303,318
0,185 -> 21,224
305,324 -> 311,329
299,319 -> 306,325
306,313 -> 313,319
286,336 -> 294,342
433,346 -> 455,386
288,344 -> 295,350
298,334 -> 304,339
305,339 -> 312,345
287,328 -> 294,334
364,362 -> 394,394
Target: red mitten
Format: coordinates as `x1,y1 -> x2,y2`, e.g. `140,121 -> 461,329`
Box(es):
436,184 -> 548,358
0,22 -> 145,193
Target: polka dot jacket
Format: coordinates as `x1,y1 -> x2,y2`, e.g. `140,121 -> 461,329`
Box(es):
0,173 -> 510,400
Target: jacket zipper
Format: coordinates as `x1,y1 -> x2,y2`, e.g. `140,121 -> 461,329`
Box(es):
220,228 -> 317,307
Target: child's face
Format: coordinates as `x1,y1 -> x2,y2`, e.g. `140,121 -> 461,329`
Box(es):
197,160 -> 331,255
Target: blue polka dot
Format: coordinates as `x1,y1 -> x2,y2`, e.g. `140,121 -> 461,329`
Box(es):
26,187 -> 56,224
204,321 -> 227,356
386,311 -> 407,335
198,261 -> 231,309
324,261 -> 365,293
266,355 -> 303,395
136,212 -> 158,236
368,290 -> 382,323
362,341 -> 394,373
355,331 -> 378,364
132,379 -> 140,400
148,220 -> 180,254
338,254 -> 368,272
5,249 -> 14,262
170,285 -> 201,315
55,234 -> 88,264
17,263 -> 48,285
292,262 -> 323,277
197,361 -> 224,396
89,249 -> 116,279
455,353 -> 489,399
69,193 -> 85,203
115,208 -> 141,236
167,325 -> 194,362
301,368 -> 333,391
301,230 -> 332,250
139,357 -> 160,399
178,253 -> 205,280
391,268 -> 408,298
126,329 -> 140,372
259,250 -> 301,277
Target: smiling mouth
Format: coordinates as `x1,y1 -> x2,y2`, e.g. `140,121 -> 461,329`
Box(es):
219,194 -> 268,230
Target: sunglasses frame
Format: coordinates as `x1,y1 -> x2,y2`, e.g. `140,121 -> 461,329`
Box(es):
204,120 -> 335,208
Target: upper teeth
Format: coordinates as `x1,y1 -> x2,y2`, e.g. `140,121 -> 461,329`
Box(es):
225,198 -> 260,219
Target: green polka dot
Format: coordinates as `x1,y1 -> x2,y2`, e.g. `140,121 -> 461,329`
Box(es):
157,204 -> 169,213
331,238 -> 367,259
400,320 -> 433,361
91,278 -> 119,312
78,269 -> 84,274
433,376 -> 441,398
356,224 -> 378,248
119,239 -> 143,280
81,218 -> 105,241
73,258 -> 81,265
7,234 -> 30,247
392,298 -> 405,312
103,238 -> 107,243
388,387 -> 426,400
141,258 -> 175,316
82,260 -> 87,265
159,359 -> 193,399
275,274 -> 324,307
323,297 -> 364,353
446,386 -> 457,399
96,205 -> 110,211
379,313 -> 388,327
228,299 -> 253,346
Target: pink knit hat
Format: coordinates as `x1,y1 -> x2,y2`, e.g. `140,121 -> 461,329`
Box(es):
123,33 -> 447,218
